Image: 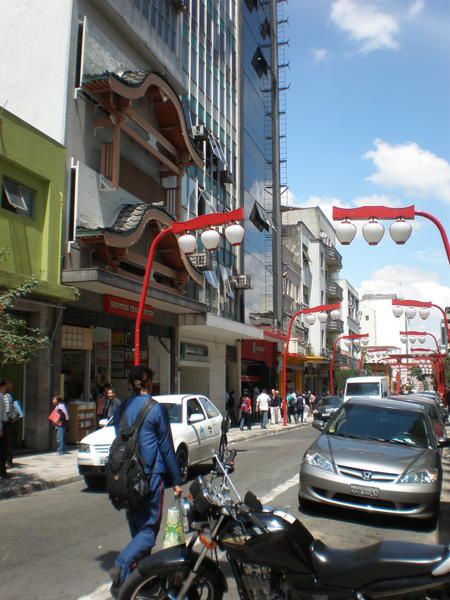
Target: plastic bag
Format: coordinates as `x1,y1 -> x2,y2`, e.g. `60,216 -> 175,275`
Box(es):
162,503 -> 186,548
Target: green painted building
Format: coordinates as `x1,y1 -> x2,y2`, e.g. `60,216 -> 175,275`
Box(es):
0,109 -> 77,450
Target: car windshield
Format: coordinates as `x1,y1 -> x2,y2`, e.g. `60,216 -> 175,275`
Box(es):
318,396 -> 342,409
328,404 -> 431,449
161,403 -> 182,424
346,382 -> 380,397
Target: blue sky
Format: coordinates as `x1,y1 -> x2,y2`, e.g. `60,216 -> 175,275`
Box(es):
286,0 -> 450,333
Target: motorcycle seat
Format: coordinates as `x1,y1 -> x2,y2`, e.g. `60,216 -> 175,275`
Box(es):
310,539 -> 448,589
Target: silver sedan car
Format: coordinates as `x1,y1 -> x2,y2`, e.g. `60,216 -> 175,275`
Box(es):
299,397 -> 449,521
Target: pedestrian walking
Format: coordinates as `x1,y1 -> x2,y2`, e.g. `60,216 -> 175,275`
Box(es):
239,391 -> 252,430
105,387 -> 122,419
296,392 -> 305,423
256,389 -> 271,428
50,395 -> 69,455
303,391 -> 310,422
0,380 -> 8,478
3,380 -> 19,467
110,366 -> 182,596
287,391 -> 297,423
270,389 -> 281,424
96,383 -> 112,424
226,390 -> 237,427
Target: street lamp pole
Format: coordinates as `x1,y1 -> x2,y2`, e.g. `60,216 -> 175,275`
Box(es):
329,333 -> 369,395
134,208 -> 245,365
392,299 -> 450,352
281,302 -> 341,426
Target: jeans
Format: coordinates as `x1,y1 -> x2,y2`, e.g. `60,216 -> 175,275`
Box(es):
260,410 -> 268,428
239,413 -> 251,430
56,426 -> 66,455
116,475 -> 164,582
297,408 -> 304,423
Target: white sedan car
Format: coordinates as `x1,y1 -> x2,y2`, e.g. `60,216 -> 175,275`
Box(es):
77,394 -> 223,487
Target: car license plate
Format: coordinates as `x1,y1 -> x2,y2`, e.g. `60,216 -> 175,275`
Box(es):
350,485 -> 380,498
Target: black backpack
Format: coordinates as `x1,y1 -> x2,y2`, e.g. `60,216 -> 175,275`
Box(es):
105,397 -> 156,511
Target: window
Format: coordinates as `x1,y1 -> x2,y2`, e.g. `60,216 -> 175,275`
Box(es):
365,315 -> 369,321
2,178 -> 34,218
199,396 -> 219,418
187,398 -> 206,421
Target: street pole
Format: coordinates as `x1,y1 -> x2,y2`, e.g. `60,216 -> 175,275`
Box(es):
329,333 -> 368,395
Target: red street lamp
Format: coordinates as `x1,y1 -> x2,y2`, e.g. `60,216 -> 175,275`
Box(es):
388,352 -> 442,395
134,208 -> 245,365
399,331 -> 445,396
329,333 -> 369,395
281,302 -> 341,426
359,346 -> 396,370
332,205 -> 450,264
392,299 -> 450,352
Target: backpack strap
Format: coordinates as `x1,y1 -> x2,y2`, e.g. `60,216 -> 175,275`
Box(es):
119,396 -> 156,431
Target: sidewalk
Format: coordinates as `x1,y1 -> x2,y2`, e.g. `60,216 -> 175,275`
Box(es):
0,421 -> 311,501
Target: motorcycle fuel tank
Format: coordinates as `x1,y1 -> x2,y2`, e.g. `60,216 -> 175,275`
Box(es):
221,510 -> 314,574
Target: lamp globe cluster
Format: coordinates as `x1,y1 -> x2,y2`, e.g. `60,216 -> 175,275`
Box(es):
304,308 -> 341,326
336,217 -> 412,246
392,305 -> 431,321
177,222 -> 244,255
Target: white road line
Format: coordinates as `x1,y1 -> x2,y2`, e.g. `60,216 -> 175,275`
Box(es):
78,475 -> 299,599
260,473 -> 299,504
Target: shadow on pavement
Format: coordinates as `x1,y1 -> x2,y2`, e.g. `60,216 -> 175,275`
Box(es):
96,550 -> 118,572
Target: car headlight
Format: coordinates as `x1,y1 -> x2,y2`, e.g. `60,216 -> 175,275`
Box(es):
78,443 -> 90,453
398,468 -> 439,484
304,450 -> 334,472
178,498 -> 194,533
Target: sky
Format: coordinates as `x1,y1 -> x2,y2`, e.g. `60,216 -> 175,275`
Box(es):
286,0 -> 450,339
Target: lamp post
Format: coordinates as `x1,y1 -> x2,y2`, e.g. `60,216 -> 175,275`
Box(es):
388,352 -> 441,395
359,346 -> 396,370
399,331 -> 445,396
281,302 -> 341,426
332,205 -> 450,264
392,299 -> 449,352
134,208 -> 245,365
329,333 -> 369,395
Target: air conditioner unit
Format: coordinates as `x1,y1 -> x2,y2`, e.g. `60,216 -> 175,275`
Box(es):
231,275 -> 253,290
188,252 -> 212,271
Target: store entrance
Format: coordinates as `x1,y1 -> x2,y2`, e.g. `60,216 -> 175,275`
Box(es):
62,349 -> 89,401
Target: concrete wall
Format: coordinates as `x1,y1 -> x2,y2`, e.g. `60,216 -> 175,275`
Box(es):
360,294 -> 403,349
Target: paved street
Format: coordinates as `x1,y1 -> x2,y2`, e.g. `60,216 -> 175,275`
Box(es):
2,426 -> 450,600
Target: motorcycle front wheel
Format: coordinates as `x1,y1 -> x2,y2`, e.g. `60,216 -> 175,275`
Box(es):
118,566 -> 224,600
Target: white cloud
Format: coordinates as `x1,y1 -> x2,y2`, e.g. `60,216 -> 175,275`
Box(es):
330,0 -> 400,53
365,139 -> 450,203
300,195 -> 351,222
353,194 -> 400,207
359,264 -> 450,338
312,47 -> 329,62
408,0 -> 425,18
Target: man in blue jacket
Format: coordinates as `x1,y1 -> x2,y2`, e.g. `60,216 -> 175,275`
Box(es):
110,366 -> 182,595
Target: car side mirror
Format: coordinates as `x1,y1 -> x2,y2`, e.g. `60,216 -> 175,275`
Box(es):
438,437 -> 450,448
189,413 -> 204,424
99,418 -> 109,428
312,420 -> 325,432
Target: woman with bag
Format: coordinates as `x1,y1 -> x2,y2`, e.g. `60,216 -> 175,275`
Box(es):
239,390 -> 252,431
49,395 -> 69,455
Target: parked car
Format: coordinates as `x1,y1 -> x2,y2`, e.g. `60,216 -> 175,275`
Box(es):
416,392 -> 449,423
313,395 -> 343,422
343,376 -> 389,402
390,394 -> 448,437
299,397 -> 449,522
77,394 -> 223,487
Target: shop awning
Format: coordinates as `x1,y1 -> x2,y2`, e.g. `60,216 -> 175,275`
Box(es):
179,313 -> 264,343
62,268 -> 206,316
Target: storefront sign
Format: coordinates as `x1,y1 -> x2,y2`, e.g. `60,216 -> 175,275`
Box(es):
181,342 -> 209,361
241,340 -> 276,368
104,295 -> 154,322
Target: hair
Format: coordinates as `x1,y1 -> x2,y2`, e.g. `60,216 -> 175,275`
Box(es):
53,394 -> 63,403
128,366 -> 154,394
0,379 -> 6,388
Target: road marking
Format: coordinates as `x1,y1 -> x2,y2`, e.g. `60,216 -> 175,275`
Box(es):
78,583 -> 110,600
78,475 -> 300,599
260,473 -> 299,504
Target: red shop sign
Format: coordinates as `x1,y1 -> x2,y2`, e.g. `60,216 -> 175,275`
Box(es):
241,340 -> 276,368
103,295 -> 154,322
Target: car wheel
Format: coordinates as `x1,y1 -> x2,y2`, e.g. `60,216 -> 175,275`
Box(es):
176,447 -> 189,484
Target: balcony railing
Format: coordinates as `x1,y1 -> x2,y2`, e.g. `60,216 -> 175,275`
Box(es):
326,319 -> 344,333
324,246 -> 343,269
326,281 -> 344,301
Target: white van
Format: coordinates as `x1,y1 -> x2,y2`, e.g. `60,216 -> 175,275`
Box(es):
343,376 -> 389,402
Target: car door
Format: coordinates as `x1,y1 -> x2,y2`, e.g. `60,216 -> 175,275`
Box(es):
185,397 -> 208,463
198,396 -> 222,457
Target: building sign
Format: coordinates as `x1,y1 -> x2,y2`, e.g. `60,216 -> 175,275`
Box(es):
103,295 -> 154,322
241,340 -> 276,368
181,342 -> 209,361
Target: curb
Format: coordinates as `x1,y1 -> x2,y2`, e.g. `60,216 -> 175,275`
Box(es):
0,474 -> 81,501
228,422 -> 310,445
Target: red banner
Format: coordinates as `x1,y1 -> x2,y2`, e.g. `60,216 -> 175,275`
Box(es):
241,340 -> 276,368
103,295 -> 154,322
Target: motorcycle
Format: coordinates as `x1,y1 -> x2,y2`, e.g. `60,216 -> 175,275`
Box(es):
118,446 -> 450,600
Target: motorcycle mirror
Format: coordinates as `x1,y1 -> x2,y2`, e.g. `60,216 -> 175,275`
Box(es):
438,438 -> 450,448
244,491 -> 263,512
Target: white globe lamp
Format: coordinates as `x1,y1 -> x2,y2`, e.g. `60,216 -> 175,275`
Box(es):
389,219 -> 412,245
177,233 -> 197,256
419,308 -> 431,320
400,335 -> 408,344
418,336 -> 426,344
224,223 -> 244,246
405,306 -> 417,320
362,219 -> 385,246
335,220 -> 357,245
409,336 -> 417,344
318,311 -> 328,324
201,228 -> 220,251
361,337 -> 369,346
392,305 -> 404,318
353,339 -> 361,348
304,313 -> 316,326
330,309 -> 341,321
